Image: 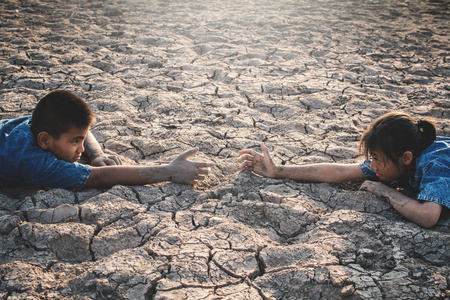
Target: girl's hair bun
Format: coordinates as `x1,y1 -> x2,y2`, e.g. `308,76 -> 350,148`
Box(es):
417,119 -> 437,153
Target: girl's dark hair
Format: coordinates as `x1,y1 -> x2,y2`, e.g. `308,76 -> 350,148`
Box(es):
30,90 -> 95,139
359,112 -> 436,163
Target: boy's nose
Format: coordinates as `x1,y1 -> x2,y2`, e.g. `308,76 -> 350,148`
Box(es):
78,143 -> 85,153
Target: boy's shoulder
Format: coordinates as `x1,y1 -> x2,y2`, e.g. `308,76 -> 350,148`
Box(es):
1,116 -> 34,151
0,116 -> 32,135
1,116 -> 39,163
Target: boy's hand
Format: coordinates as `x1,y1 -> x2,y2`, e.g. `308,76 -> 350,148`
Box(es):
167,148 -> 214,185
237,143 -> 277,178
91,154 -> 123,166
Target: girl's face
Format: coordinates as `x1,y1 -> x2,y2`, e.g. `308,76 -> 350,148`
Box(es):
370,151 -> 408,183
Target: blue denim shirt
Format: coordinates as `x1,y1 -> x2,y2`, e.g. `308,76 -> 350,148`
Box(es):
360,137 -> 450,209
0,116 -> 92,188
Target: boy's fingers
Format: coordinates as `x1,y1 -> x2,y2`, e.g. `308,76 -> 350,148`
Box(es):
196,162 -> 215,169
112,156 -> 123,165
105,158 -> 116,166
94,159 -> 107,166
197,168 -> 210,175
195,174 -> 206,181
178,147 -> 199,160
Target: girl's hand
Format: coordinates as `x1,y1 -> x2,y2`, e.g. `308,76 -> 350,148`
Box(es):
359,181 -> 388,195
360,180 -> 442,228
237,143 -> 278,178
359,180 -> 395,203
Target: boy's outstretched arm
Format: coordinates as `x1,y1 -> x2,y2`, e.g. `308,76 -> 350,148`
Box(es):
238,143 -> 365,184
83,148 -> 214,188
360,181 -> 442,228
84,131 -> 122,166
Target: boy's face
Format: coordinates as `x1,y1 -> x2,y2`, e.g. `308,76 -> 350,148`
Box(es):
46,126 -> 89,163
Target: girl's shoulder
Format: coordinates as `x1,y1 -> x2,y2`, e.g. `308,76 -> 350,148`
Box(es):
423,137 -> 450,154
436,136 -> 450,142
416,137 -> 450,171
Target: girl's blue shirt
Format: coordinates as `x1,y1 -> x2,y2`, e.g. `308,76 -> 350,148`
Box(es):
360,136 -> 450,209
0,116 -> 92,188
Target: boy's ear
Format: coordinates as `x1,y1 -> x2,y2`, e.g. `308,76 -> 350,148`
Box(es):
401,151 -> 414,166
36,131 -> 52,150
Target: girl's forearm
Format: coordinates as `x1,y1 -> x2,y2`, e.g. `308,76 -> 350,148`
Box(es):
365,182 -> 442,228
275,163 -> 364,184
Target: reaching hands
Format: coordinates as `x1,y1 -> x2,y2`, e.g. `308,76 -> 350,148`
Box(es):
237,143 -> 278,178
167,148 -> 215,185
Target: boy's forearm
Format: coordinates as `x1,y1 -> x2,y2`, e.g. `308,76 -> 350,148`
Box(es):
84,165 -> 174,188
84,131 -> 104,160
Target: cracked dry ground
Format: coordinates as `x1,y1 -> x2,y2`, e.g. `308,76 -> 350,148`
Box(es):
0,0 -> 449,299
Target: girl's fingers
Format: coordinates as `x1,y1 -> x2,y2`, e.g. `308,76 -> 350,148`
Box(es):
239,161 -> 254,170
237,154 -> 255,163
238,149 -> 257,156
261,143 -> 270,158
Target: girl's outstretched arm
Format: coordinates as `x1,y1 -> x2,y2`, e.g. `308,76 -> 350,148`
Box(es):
238,143 -> 365,184
360,181 -> 442,228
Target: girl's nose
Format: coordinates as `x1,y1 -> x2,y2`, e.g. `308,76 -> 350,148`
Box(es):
370,160 -> 377,171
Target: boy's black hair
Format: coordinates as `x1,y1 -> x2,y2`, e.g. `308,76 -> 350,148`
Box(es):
30,90 -> 95,139
359,112 -> 436,164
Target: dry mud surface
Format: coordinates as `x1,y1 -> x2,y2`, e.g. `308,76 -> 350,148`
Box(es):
1,0 -> 449,299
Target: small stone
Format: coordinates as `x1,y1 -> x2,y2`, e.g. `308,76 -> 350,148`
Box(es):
341,284 -> 355,297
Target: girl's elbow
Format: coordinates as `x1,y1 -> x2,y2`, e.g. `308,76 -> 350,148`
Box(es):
419,214 -> 439,228
420,218 -> 438,229
416,204 -> 442,228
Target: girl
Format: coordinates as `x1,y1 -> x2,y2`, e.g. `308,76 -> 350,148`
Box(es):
238,112 -> 449,228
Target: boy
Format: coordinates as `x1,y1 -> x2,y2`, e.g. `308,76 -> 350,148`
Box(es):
0,90 -> 213,188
